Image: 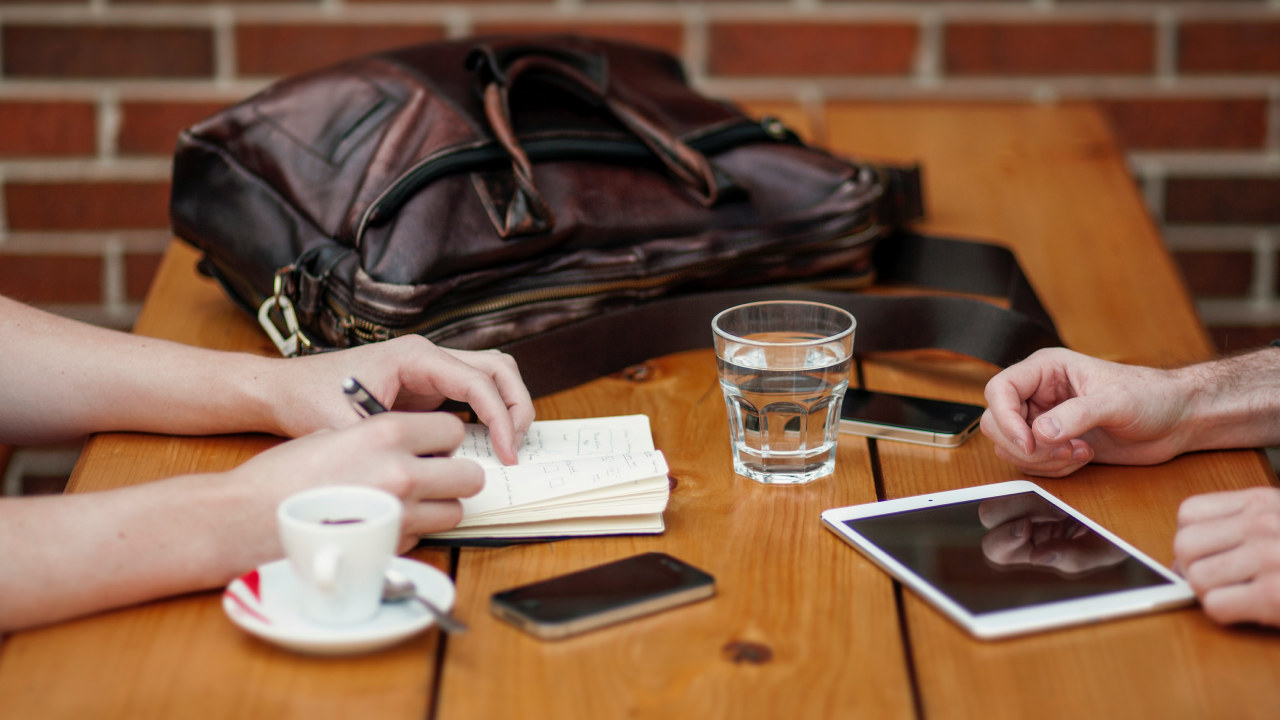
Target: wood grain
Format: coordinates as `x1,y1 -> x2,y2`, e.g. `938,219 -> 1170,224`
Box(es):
437,353 -> 913,719
825,102 -> 1280,719
3,102 -> 1275,719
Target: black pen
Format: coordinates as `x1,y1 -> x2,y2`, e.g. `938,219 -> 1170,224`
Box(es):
342,377 -> 388,418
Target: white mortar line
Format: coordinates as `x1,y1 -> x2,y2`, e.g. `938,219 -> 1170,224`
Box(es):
102,235 -> 125,315
443,8 -> 471,40
914,9 -> 942,89
1128,152 -> 1280,176
1137,161 -> 1166,223
682,5 -> 709,85
1166,226 -> 1280,251
797,83 -> 827,145
213,6 -> 237,85
1252,230 -> 1277,303
1154,7 -> 1178,88
1198,298 -> 1280,327
0,158 -> 172,182
97,87 -> 121,161
1,231 -> 172,254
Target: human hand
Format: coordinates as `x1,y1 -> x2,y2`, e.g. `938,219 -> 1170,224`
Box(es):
977,493 -> 1128,575
980,347 -> 1192,477
224,412 -> 483,556
266,335 -> 534,464
1174,487 -> 1280,628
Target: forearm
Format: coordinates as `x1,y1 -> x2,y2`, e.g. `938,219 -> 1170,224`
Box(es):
0,475 -> 277,633
0,296 -> 284,443
1173,348 -> 1280,453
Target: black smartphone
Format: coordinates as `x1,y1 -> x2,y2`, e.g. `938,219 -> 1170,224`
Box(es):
490,552 -> 716,640
839,388 -> 985,448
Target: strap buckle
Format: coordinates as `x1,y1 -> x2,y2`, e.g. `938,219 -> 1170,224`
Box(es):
257,270 -> 312,357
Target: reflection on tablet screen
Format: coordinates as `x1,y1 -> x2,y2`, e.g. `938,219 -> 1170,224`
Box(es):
842,492 -> 1172,614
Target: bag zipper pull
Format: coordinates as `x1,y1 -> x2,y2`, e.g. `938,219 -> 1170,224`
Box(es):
257,269 -> 311,357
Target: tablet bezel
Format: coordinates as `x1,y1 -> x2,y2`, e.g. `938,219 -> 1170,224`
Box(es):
820,480 -> 1197,640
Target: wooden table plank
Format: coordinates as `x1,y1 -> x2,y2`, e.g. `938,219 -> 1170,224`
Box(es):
436,354 -> 915,719
824,102 -> 1280,719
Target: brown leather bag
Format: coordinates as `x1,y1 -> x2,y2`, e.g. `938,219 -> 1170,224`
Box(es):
171,35 -> 1057,395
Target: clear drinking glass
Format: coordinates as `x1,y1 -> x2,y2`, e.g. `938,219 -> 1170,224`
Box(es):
712,301 -> 856,484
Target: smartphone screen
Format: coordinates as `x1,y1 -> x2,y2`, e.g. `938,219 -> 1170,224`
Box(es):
491,552 -> 715,640
839,388 -> 984,447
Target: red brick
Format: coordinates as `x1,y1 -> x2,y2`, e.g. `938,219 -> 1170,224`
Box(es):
945,22 -> 1155,76
2,25 -> 214,79
1164,178 -> 1280,225
125,252 -> 165,302
1180,22 -> 1280,74
1097,98 -> 1268,151
0,101 -> 97,157
1171,250 -> 1253,297
709,23 -> 918,77
1210,326 -> 1280,356
118,101 -> 233,156
5,182 -> 171,231
236,24 -> 447,77
469,24 -> 683,58
0,255 -> 103,304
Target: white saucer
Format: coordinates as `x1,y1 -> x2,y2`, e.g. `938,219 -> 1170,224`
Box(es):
222,556 -> 455,656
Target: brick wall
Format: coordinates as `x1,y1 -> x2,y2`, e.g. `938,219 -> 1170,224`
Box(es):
0,0 -> 1277,348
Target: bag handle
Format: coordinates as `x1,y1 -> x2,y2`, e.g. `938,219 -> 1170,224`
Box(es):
467,42 -> 724,238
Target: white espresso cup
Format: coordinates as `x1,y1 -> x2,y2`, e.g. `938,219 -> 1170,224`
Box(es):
277,486 -> 403,626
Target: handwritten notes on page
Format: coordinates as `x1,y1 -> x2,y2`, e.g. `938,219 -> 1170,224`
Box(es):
428,415 -> 669,540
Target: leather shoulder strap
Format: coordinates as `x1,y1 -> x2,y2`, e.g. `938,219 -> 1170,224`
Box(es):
498,232 -> 1061,398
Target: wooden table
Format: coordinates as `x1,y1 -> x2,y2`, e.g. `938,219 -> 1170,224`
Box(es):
3,103 -> 1279,719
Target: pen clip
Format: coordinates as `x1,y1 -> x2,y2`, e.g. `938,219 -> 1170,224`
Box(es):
343,377 -> 388,418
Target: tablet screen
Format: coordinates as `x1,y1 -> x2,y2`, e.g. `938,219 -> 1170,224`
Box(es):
839,491 -> 1172,615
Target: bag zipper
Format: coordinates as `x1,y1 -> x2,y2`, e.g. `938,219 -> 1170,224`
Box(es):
355,117 -> 796,243
329,217 -> 880,343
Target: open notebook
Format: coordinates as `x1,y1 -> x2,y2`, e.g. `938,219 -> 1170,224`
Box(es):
424,414 -> 669,540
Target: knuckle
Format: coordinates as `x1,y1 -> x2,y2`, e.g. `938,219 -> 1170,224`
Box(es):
429,413 -> 465,446
1171,534 -> 1196,564
432,499 -> 465,529
1182,562 -> 1211,593
365,415 -> 410,446
1245,508 -> 1280,538
1200,594 -> 1236,625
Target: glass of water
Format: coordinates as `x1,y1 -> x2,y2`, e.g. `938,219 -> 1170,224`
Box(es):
712,301 -> 855,484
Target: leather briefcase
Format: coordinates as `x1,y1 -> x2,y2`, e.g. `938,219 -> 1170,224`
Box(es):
171,35 -> 1058,396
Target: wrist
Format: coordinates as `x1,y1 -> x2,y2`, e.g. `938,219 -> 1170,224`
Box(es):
224,354 -> 295,437
1171,349 -> 1280,453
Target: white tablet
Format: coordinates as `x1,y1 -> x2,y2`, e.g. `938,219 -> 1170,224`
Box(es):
821,480 -> 1196,640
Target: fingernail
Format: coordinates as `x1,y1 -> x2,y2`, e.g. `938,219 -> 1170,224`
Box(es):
1011,520 -> 1025,538
1071,446 -> 1089,461
1040,552 -> 1059,565
1037,416 -> 1062,440
1051,445 -> 1071,461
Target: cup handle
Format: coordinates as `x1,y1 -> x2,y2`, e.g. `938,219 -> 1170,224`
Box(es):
312,546 -> 341,592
